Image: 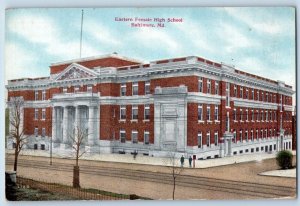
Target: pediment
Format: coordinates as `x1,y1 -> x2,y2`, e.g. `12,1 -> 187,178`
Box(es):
54,63 -> 97,81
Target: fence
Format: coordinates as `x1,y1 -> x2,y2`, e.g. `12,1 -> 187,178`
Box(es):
16,176 -> 138,200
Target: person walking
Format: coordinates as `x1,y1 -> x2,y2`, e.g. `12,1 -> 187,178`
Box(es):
189,156 -> 192,168
180,155 -> 184,167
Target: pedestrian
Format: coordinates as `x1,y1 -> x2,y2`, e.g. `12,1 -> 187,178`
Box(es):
180,155 -> 184,167
189,156 -> 192,168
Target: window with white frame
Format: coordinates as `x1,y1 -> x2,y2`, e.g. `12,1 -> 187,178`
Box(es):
274,95 -> 276,103
226,112 -> 230,132
87,85 -> 93,92
35,91 -> 39,101
42,128 -> 46,137
269,129 -> 272,138
132,130 -> 138,144
120,129 -> 126,143
246,109 -> 248,121
42,109 -> 46,120
144,131 -> 149,144
207,79 -> 211,94
261,129 -> 263,139
214,131 -> 218,146
233,109 -> 237,121
198,104 -> 203,121
245,88 -> 248,99
42,90 -> 46,100
251,89 -> 254,100
257,91 -> 260,101
144,104 -> 150,120
251,129 -> 254,141
257,110 -> 260,121
34,127 -> 38,137
240,109 -> 243,121
261,92 -> 264,101
121,83 -> 126,96
206,105 -> 211,121
240,86 -> 243,98
240,129 -> 243,142
226,83 -> 230,107
34,109 -> 39,120
256,129 -> 258,139
251,109 -> 254,121
265,129 -> 267,139
266,93 -> 269,102
145,81 -> 150,94
274,111 -> 277,121
265,111 -> 268,121
245,130 -> 248,141
120,106 -> 126,120
74,85 -> 80,92
215,81 -> 219,95
261,110 -> 264,121
270,111 -> 272,121
206,131 -> 210,147
233,130 -> 237,143
234,85 -> 237,97
132,106 -> 138,120
132,82 -> 138,95
273,128 -> 276,137
198,77 -> 203,92
197,132 -> 202,148
214,106 -> 219,121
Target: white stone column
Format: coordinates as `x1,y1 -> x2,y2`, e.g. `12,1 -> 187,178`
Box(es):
63,107 -> 68,143
88,106 -> 95,145
74,106 -> 80,141
51,107 -> 56,142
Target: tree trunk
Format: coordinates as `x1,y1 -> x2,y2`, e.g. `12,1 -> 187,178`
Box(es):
13,147 -> 18,172
73,166 -> 80,188
173,177 -> 176,200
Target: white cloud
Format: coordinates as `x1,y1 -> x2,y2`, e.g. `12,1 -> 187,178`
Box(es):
133,27 -> 181,55
7,13 -> 102,60
223,8 -> 294,36
84,20 -> 121,46
5,43 -> 41,82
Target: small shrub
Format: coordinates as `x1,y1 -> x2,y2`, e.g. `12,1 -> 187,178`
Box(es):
276,150 -> 293,169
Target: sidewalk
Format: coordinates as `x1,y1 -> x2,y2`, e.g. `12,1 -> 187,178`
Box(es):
259,168 -> 296,178
5,149 -> 296,169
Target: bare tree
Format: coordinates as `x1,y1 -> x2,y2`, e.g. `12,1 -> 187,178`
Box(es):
9,97 -> 28,172
163,144 -> 184,200
68,125 -> 89,188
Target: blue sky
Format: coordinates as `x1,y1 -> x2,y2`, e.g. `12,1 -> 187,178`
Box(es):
5,7 -> 295,91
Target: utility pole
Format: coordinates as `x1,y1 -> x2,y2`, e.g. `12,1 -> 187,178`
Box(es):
79,9 -> 84,58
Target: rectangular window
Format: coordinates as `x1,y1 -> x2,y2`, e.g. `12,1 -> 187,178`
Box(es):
251,129 -> 254,141
74,86 -> 80,92
251,89 -> 254,100
34,127 -> 38,137
42,90 -> 46,100
245,130 -> 248,141
87,85 -> 93,92
120,106 -> 126,120
233,130 -> 236,143
257,110 -> 260,121
226,83 -> 230,107
132,82 -> 138,95
120,129 -> 126,143
233,109 -> 237,121
246,109 -> 248,121
42,109 -> 46,120
261,129 -> 263,139
144,104 -> 150,120
261,92 -> 264,102
121,83 -> 126,96
274,128 -> 276,137
261,111 -> 264,121
226,112 -> 230,132
132,106 -> 138,120
245,88 -> 248,99
42,128 -> 46,137
145,81 -> 150,95
214,106 -> 219,121
269,129 -> 272,137
197,132 -> 202,148
257,91 -> 260,101
132,131 -> 138,144
274,112 -> 277,121
240,109 -> 243,121
206,105 -> 211,121
240,87 -> 243,98
256,129 -> 258,139
198,104 -> 203,121
265,129 -> 267,139
206,131 -> 210,147
234,85 -> 237,97
266,111 -> 268,121
198,77 -> 203,92
266,93 -> 269,102
35,109 -> 39,120
240,129 -> 243,142
207,79 -> 211,94
215,81 -> 219,95
144,131 -> 149,145
35,91 -> 39,101
214,131 -> 218,146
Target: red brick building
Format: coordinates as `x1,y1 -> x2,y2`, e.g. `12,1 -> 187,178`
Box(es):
6,54 -> 294,158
